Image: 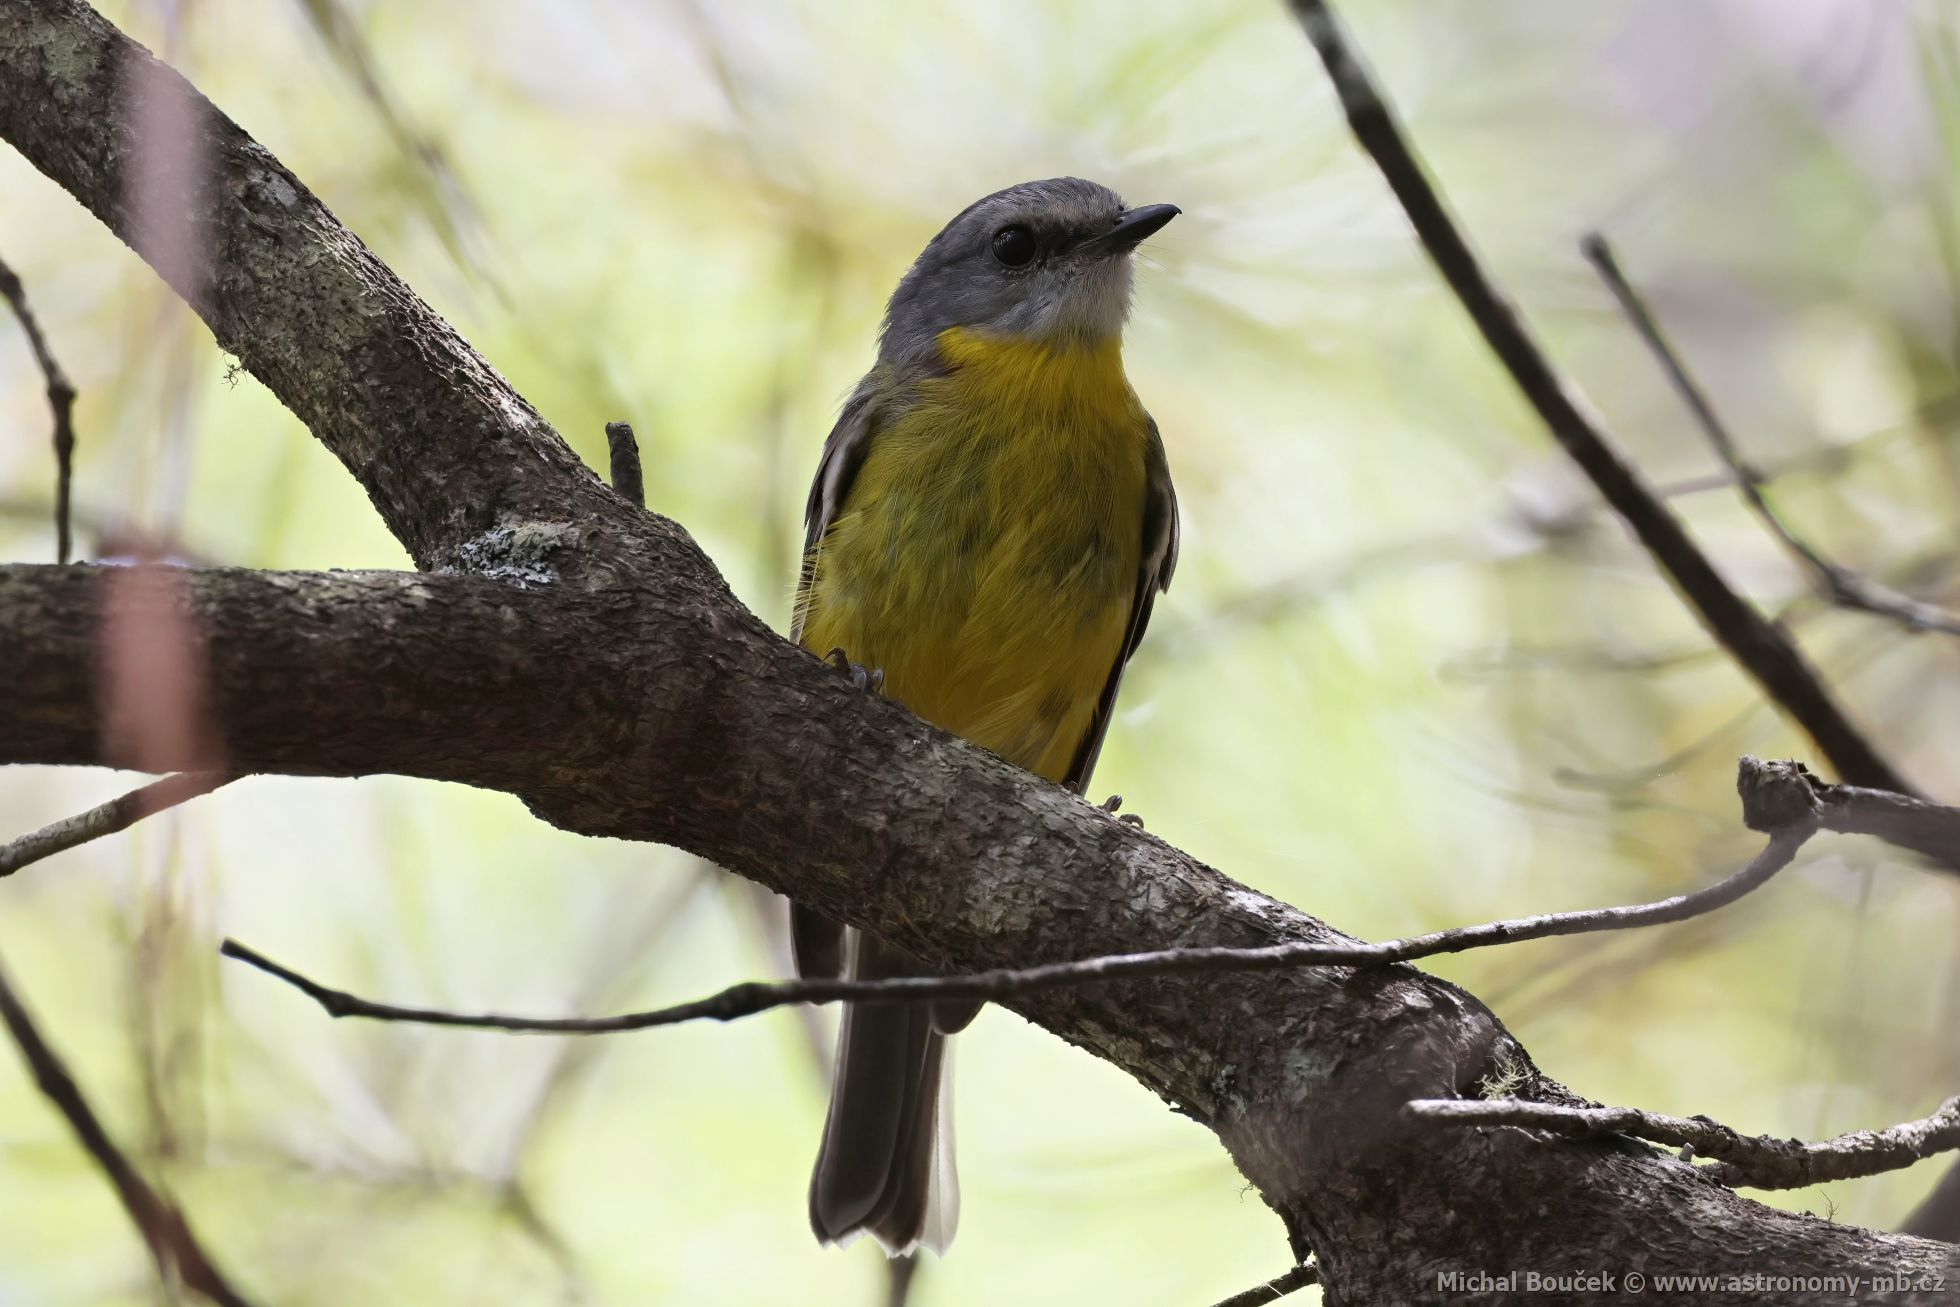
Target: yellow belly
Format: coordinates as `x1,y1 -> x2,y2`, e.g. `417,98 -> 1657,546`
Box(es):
800,328 -> 1149,781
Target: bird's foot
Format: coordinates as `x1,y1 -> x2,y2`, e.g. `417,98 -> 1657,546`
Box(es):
824,647 -> 885,695
1099,794 -> 1145,828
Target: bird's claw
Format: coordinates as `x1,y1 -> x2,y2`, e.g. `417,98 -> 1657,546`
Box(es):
824,647 -> 885,695
1099,795 -> 1145,828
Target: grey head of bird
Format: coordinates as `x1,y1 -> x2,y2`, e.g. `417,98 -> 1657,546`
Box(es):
879,177 -> 1178,364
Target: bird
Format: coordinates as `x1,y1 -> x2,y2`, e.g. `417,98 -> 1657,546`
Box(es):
790,177 -> 1180,1256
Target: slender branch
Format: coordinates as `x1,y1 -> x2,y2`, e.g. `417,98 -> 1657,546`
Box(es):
1210,1263 -> 1320,1307
0,951 -> 254,1305
0,250 -> 77,563
1794,765 -> 1960,874
1407,1095 -> 1960,1191
1583,233 -> 1960,639
1283,0 -> 1915,798
220,756 -> 1818,1032
605,420 -> 644,509
0,771 -> 232,877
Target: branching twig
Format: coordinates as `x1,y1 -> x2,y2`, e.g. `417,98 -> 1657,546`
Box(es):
1583,233 -> 1960,639
1283,0 -> 1915,798
1210,1262 -> 1320,1307
0,952 -> 254,1305
1407,1095 -> 1960,1191
0,251 -> 77,563
0,771 -> 232,877
220,757 -> 1818,1033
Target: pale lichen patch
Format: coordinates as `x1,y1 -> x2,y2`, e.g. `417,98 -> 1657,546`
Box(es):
440,521 -> 582,588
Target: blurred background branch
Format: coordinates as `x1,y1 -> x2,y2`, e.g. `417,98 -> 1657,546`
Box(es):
1585,231 -> 1960,640
0,951 -> 254,1305
0,250 -> 75,564
1286,0 -> 1917,799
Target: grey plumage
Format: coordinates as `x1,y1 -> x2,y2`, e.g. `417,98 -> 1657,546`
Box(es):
804,932 -> 958,1255
883,177 -> 1139,362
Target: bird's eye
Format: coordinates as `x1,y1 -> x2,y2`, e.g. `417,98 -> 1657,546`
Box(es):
991,225 -> 1037,267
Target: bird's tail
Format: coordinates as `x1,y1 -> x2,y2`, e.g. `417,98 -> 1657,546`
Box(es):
808,929 -> 960,1256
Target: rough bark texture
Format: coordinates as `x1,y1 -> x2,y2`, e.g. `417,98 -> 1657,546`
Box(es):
1,2 -> 1955,1302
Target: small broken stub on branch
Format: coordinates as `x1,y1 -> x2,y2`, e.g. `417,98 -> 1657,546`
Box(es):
1737,756 -> 1823,833
605,420 -> 644,508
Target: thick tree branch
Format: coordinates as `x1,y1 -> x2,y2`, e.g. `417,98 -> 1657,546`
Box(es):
1409,1096 -> 1960,1191
10,556 -> 1950,1295
1284,0 -> 1916,799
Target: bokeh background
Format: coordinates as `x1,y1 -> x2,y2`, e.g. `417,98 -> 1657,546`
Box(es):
5,0 -> 1960,1302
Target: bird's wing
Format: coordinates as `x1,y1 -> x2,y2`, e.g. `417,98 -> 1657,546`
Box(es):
791,379 -> 883,647
790,380 -> 885,981
1063,416 -> 1180,794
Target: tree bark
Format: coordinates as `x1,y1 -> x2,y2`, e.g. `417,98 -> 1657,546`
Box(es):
1,2 -> 1954,1301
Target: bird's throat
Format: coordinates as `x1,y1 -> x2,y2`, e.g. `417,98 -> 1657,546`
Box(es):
931,326 -> 1136,425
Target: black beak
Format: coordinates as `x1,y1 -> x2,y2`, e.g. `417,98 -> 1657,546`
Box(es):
1084,203 -> 1180,254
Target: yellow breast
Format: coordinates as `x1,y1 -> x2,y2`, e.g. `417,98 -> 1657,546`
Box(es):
801,327 -> 1150,781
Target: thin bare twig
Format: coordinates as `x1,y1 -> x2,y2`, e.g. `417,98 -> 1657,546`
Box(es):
0,771 -> 232,877
219,758 -> 1818,1034
1283,0 -> 1915,797
1582,233 -> 1960,639
0,251 -> 77,563
0,951 -> 254,1305
1406,1095 -> 1960,1191
1210,1262 -> 1320,1307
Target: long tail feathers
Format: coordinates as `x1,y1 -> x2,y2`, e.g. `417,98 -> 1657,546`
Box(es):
808,929 -> 960,1256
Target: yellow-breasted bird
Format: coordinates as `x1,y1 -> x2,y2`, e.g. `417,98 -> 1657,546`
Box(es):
791,177 -> 1180,1256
